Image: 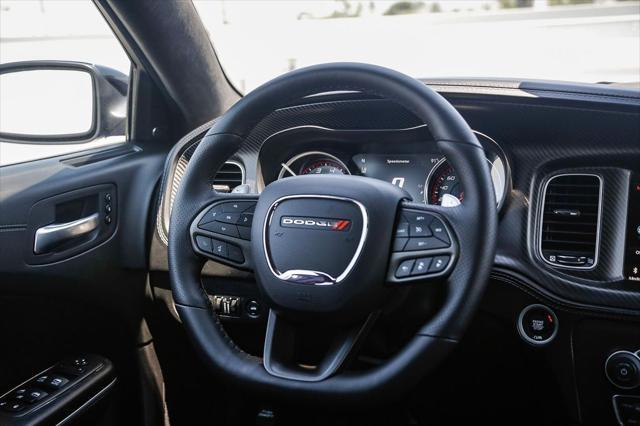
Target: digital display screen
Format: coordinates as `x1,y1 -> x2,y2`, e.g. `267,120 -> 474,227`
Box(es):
624,175 -> 640,283
352,154 -> 442,202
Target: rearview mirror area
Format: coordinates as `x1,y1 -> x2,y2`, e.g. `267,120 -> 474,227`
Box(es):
0,68 -> 95,139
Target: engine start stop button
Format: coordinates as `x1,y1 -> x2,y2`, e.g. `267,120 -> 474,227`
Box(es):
517,304 -> 559,346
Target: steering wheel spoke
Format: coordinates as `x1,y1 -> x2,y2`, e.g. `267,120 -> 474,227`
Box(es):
189,194 -> 259,271
386,201 -> 460,284
263,309 -> 377,382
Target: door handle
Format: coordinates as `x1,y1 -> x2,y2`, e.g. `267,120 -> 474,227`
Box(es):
34,213 -> 100,254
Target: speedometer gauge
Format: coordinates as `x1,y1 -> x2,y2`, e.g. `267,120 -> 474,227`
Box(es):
427,159 -> 464,206
425,132 -> 510,209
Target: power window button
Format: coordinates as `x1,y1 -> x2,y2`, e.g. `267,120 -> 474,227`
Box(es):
13,388 -> 48,403
42,374 -> 69,390
1,400 -> 26,412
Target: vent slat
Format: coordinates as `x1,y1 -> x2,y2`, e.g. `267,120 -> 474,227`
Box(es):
212,163 -> 243,193
540,174 -> 601,268
548,183 -> 599,188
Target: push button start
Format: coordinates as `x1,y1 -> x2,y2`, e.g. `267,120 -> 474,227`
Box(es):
517,304 -> 558,346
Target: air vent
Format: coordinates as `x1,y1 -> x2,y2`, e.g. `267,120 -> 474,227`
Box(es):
213,162 -> 244,193
540,174 -> 602,269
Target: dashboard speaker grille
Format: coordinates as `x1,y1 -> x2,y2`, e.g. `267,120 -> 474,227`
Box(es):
540,174 -> 601,269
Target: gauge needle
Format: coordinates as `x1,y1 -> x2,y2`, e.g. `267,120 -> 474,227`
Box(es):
281,163 -> 297,176
441,193 -> 462,207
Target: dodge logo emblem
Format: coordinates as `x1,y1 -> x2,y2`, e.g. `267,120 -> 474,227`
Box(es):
280,216 -> 351,232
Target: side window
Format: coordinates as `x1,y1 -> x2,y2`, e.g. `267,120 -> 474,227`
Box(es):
0,0 -> 130,166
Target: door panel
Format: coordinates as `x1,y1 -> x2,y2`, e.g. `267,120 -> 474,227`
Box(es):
0,142 -> 167,422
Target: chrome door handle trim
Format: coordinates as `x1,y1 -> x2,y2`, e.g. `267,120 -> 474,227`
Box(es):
34,213 -> 100,254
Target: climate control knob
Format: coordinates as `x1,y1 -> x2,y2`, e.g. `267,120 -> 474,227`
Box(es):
605,350 -> 640,389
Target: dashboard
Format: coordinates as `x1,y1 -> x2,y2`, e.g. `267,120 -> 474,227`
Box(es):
156,88 -> 640,312
151,81 -> 640,425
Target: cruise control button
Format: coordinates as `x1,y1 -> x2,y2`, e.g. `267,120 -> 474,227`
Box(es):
404,211 -> 432,225
429,218 -> 450,245
200,221 -> 239,238
199,205 -> 224,225
405,237 -> 448,251
395,259 -> 415,278
409,223 -> 432,237
238,213 -> 253,227
429,255 -> 450,272
393,238 -> 407,252
395,222 -> 409,237
211,239 -> 228,258
227,244 -> 244,263
411,258 -> 432,275
217,212 -> 241,224
238,226 -> 252,240
195,235 -> 213,253
222,202 -> 255,213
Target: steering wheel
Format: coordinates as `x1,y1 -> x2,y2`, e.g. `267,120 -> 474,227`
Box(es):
168,63 -> 497,405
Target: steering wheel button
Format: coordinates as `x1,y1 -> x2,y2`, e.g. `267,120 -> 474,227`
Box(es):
227,244 -> 244,263
395,259 -> 415,278
409,223 -> 432,237
429,219 -> 450,244
395,222 -> 409,237
211,239 -> 228,258
404,211 -> 432,225
411,257 -> 432,276
217,212 -> 241,224
199,205 -> 224,225
195,235 -> 213,253
393,238 -> 407,252
200,221 -> 239,238
428,255 -> 450,273
238,226 -> 252,240
405,237 -> 448,251
222,201 -> 255,213
238,213 -> 253,226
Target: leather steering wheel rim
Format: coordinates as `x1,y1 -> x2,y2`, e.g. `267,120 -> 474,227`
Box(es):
168,63 -> 497,405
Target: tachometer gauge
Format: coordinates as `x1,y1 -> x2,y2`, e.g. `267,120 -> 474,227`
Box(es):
300,158 -> 348,175
277,151 -> 350,180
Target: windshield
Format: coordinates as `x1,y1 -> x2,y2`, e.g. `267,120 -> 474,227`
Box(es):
193,0 -> 640,93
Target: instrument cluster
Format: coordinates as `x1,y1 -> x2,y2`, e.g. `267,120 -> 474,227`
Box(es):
270,132 -> 510,209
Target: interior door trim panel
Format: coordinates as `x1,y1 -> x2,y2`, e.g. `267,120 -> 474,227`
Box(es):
0,142 -> 166,275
